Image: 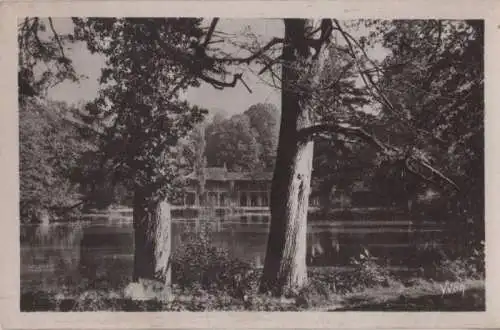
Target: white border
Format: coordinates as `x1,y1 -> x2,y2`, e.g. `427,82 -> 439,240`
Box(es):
1,1 -> 499,328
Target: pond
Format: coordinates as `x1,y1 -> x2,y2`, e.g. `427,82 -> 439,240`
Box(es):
20,211 -> 443,293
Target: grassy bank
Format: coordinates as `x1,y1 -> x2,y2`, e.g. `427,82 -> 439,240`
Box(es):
21,267 -> 485,312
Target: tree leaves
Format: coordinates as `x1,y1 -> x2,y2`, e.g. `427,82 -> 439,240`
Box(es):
74,18 -> 211,204
18,18 -> 80,102
204,103 -> 279,172
19,99 -> 95,222
369,20 -> 483,239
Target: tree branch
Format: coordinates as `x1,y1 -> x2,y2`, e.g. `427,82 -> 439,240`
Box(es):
165,76 -> 192,101
332,20 -> 448,147
31,18 -> 45,53
202,37 -> 284,64
333,20 -> 382,79
311,19 -> 333,59
298,123 -> 397,154
315,61 -> 354,91
258,54 -> 283,75
199,72 -> 252,92
203,18 -> 220,48
333,20 -> 401,115
416,128 -> 447,144
151,22 -> 254,96
248,62 -> 281,90
298,122 -> 459,191
406,156 -> 459,190
48,18 -> 67,61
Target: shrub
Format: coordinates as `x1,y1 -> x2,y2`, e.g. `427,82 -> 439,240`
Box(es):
171,222 -> 255,298
433,243 -> 485,282
349,247 -> 395,288
435,258 -> 470,282
470,240 -> 485,276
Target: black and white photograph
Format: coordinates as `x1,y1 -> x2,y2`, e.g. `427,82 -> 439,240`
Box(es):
15,15 -> 486,313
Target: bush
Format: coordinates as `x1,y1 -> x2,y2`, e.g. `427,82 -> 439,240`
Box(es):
349,248 -> 396,288
435,259 -> 471,282
171,222 -> 255,298
470,240 -> 485,276
433,242 -> 485,282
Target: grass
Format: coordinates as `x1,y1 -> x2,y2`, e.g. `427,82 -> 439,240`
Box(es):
20,267 -> 485,312
331,278 -> 484,311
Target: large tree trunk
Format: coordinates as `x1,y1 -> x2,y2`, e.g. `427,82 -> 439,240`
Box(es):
133,187 -> 172,288
260,19 -> 323,295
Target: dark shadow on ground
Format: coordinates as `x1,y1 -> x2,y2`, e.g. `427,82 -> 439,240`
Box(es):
20,291 -> 166,312
332,288 -> 485,311
21,287 -> 485,312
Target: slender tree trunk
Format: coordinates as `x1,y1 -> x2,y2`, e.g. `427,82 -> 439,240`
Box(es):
133,187 -> 172,288
260,19 -> 322,295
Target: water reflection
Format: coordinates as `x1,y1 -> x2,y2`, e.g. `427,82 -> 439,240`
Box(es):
21,214 -> 432,292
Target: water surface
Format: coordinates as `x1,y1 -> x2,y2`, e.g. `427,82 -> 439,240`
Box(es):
20,212 -> 441,292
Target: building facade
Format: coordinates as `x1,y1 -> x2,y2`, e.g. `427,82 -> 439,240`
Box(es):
171,166 -> 376,221
172,166 -> 274,221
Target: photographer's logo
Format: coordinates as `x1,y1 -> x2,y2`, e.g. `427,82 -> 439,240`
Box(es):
439,281 -> 466,296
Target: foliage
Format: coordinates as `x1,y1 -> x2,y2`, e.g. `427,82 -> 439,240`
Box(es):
372,20 -> 484,244
243,103 -> 280,170
470,240 -> 485,275
311,20 -> 483,218
205,113 -> 262,171
18,18 -> 484,296
204,103 -> 279,172
71,18 -> 213,204
20,263 -> 485,311
177,124 -> 208,203
349,248 -> 396,288
432,240 -> 485,282
435,259 -> 475,282
19,98 -> 95,222
406,236 -> 484,281
18,18 -> 80,102
171,222 -> 254,297
309,41 -> 375,208
181,124 -> 207,175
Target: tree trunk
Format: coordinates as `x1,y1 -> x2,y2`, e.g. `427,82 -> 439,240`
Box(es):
133,187 -> 172,288
260,19 -> 322,295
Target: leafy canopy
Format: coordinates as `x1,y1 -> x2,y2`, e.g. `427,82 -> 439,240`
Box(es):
71,18 -> 217,204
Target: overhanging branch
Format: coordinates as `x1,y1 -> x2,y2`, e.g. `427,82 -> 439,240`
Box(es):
332,20 -> 449,148
310,19 -> 334,59
299,123 -> 397,154
406,157 -> 459,190
258,54 -> 283,75
202,37 -> 284,65
48,18 -> 68,62
199,72 -> 252,92
203,18 -> 220,48
298,123 -> 459,191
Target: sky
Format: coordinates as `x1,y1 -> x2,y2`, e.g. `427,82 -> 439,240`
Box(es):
46,18 -> 284,117
45,18 -> 389,118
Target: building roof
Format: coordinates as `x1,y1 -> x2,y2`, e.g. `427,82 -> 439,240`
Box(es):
204,166 -> 229,180
226,171 -> 273,181
188,166 -> 273,182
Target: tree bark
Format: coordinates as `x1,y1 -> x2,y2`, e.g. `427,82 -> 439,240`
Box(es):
260,19 -> 324,295
133,187 -> 172,288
